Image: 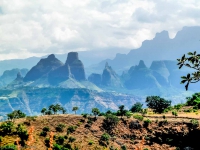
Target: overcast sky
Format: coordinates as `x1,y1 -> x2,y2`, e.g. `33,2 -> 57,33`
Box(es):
0,0 -> 200,60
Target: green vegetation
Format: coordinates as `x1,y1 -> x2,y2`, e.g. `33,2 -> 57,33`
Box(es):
146,96 -> 171,113
72,107 -> 79,114
133,114 -> 143,121
92,108 -> 100,119
67,126 -> 77,134
130,102 -> 143,113
55,124 -> 66,132
177,51 -> 200,90
7,110 -> 26,122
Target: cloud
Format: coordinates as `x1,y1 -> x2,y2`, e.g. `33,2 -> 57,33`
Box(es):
0,0 -> 200,60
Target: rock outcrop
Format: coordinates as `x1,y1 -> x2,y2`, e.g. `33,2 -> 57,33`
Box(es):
48,64 -> 73,85
124,60 -> 161,89
88,73 -> 102,86
24,54 -> 63,82
101,62 -> 122,87
65,52 -> 86,81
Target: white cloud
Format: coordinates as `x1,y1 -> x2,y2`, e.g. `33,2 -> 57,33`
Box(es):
0,0 -> 200,60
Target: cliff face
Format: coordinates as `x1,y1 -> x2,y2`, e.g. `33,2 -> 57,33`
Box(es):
65,52 -> 86,81
101,62 -> 122,87
88,73 -> 102,86
23,54 -> 63,82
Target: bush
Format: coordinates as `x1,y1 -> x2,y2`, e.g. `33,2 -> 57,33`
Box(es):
146,96 -> 171,113
143,119 -> 152,127
81,113 -> 88,118
40,131 -> 47,137
56,136 -> 65,145
67,126 -> 77,134
133,114 -> 143,121
43,126 -> 50,132
2,144 -> 17,150
0,122 -> 14,135
125,111 -> 132,118
100,133 -> 110,142
121,145 -> 127,150
45,138 -> 50,147
172,111 -> 178,117
88,140 -> 94,145
190,119 -> 199,128
56,124 -> 66,132
103,114 -> 119,130
68,136 -> 76,143
174,104 -> 184,110
130,102 -> 143,113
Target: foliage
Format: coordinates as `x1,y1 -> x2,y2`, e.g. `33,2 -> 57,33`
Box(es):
100,133 -> 110,142
143,119 -> 152,127
103,114 -> 119,130
172,111 -> 178,117
7,110 -> 26,122
43,126 -> 50,132
56,124 -> 66,132
121,145 -> 127,150
1,144 -> 17,150
72,107 -> 79,114
117,105 -> 127,118
177,51 -> 200,90
130,102 -> 143,113
185,93 -> 200,108
41,108 -> 47,115
40,131 -> 47,137
56,136 -> 65,145
49,104 -> 63,114
68,136 -> 76,143
67,126 -> 77,134
92,108 -> 100,119
146,96 -> 171,113
88,140 -> 94,145
125,111 -> 132,118
81,113 -> 88,118
190,119 -> 199,128
133,114 -> 143,121
0,122 -> 14,135
16,124 -> 28,145
174,104 -> 184,110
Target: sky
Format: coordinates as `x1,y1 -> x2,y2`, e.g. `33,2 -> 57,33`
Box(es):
0,0 -> 200,60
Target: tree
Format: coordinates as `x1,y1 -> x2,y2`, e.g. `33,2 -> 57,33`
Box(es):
48,104 -> 63,114
72,107 -> 78,114
92,108 -> 100,119
7,110 -> 26,122
146,96 -> 171,113
130,102 -> 143,113
61,107 -> 67,114
117,105 -> 127,118
41,108 -> 47,115
177,51 -> 200,90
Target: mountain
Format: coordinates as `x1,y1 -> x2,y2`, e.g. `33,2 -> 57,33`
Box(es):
23,54 -> 63,82
0,68 -> 28,87
89,26 -> 200,74
0,87 -> 141,116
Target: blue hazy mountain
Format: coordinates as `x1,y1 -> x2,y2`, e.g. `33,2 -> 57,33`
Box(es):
89,26 -> 200,74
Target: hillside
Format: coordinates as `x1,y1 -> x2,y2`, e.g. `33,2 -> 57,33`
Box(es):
0,114 -> 200,150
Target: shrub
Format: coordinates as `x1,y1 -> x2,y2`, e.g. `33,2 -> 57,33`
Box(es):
143,119 -> 152,127
100,133 -> 110,142
45,138 -> 50,147
56,124 -> 66,132
174,104 -> 183,110
67,126 -> 77,134
125,111 -> 132,118
103,114 -> 119,130
40,131 -> 47,137
92,108 -> 100,119
68,136 -> 76,143
2,144 -> 17,150
130,102 -> 143,113
109,146 -> 117,150
81,113 -> 88,118
133,114 -> 143,121
43,126 -> 50,132
16,124 -> 28,146
0,122 -> 14,135
53,144 -> 62,150
88,140 -> 94,145
146,96 -> 171,113
190,119 -> 199,128
121,145 -> 127,150
56,136 -> 65,145
172,111 -> 178,117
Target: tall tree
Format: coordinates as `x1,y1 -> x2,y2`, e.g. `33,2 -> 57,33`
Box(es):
41,108 -> 47,115
92,108 -> 100,119
72,107 -> 78,114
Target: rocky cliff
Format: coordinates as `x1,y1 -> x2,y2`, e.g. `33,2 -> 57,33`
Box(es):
88,73 -> 102,86
101,62 -> 122,87
23,54 -> 63,82
65,52 -> 86,81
